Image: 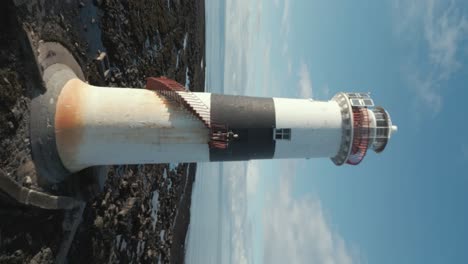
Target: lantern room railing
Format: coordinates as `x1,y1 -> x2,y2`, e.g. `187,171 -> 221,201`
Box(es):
346,107 -> 371,165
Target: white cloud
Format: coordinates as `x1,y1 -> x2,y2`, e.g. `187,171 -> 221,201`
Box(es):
225,0 -> 258,95
260,43 -> 272,96
225,0 -> 274,96
223,162 -> 254,264
275,0 -> 294,80
424,0 -> 468,79
393,0 -> 468,114
405,68 -> 442,114
281,1 -> 291,55
287,59 -> 293,76
282,42 -> 289,56
263,176 -> 357,264
273,0 -> 280,9
246,161 -> 260,197
281,0 -> 291,36
298,62 -> 313,98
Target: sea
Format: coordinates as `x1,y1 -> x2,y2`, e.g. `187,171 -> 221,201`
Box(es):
184,0 -> 230,263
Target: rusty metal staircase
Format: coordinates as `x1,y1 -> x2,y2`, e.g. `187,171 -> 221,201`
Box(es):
146,77 -> 229,149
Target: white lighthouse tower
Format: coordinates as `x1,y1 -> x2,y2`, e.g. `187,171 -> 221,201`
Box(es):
30,43 -> 397,184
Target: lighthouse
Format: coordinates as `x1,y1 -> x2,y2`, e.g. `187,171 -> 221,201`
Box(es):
30,42 -> 397,184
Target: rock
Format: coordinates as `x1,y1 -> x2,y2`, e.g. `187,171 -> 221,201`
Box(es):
94,216 -> 104,229
6,121 -> 14,129
23,176 -> 32,187
29,248 -> 53,264
93,0 -> 103,7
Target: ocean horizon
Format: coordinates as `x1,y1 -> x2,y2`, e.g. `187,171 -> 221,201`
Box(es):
185,0 -> 229,263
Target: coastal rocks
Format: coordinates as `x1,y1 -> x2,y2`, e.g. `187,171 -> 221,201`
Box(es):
68,164 -> 194,263
0,0 -> 204,263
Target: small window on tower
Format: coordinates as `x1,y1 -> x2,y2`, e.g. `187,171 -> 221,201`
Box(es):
275,128 -> 291,140
363,99 -> 374,106
351,99 -> 362,106
283,129 -> 291,140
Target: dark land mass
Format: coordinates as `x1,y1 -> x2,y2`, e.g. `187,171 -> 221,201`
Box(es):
0,0 -> 204,263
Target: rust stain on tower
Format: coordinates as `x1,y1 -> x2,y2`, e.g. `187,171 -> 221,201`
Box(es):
55,78 -> 86,165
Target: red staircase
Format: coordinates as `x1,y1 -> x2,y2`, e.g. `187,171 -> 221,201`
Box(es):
146,77 -> 229,149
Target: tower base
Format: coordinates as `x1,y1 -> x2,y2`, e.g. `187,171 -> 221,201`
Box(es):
30,41 -> 107,194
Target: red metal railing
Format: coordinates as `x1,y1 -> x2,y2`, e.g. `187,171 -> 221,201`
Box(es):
346,107 -> 370,165
146,77 -> 229,149
208,124 -> 230,149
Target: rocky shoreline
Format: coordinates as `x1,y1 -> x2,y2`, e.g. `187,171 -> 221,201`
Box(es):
67,164 -> 196,263
0,0 -> 205,263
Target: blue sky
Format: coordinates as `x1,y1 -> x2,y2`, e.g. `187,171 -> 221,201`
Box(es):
187,0 -> 468,263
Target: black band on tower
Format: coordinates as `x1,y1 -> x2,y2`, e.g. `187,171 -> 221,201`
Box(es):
209,94 -> 276,161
